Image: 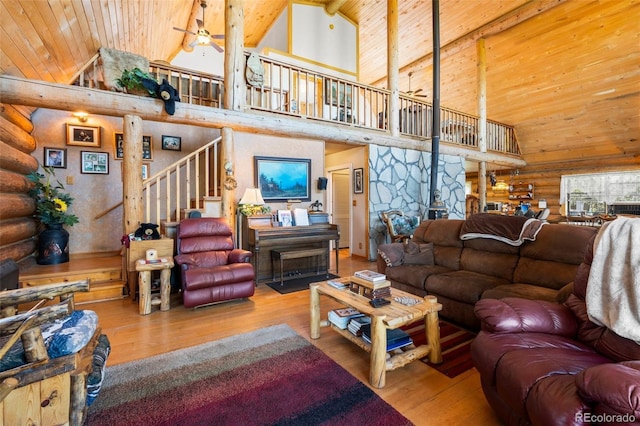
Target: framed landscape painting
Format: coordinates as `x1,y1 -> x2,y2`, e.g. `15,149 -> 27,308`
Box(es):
254,156 -> 311,202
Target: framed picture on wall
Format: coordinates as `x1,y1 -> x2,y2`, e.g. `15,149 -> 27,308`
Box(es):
254,156 -> 311,202
43,147 -> 67,168
66,124 -> 100,147
142,164 -> 150,180
114,133 -> 153,160
80,151 -> 109,174
161,135 -> 181,151
353,168 -> 363,194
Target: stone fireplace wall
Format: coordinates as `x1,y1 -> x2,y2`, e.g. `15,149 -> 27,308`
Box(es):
368,144 -> 465,260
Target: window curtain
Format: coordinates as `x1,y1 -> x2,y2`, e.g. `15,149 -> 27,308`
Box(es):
560,171 -> 640,207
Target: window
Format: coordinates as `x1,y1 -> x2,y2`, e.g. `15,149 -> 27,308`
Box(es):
560,171 -> 640,215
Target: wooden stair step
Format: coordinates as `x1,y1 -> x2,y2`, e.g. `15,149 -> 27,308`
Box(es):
20,255 -> 127,303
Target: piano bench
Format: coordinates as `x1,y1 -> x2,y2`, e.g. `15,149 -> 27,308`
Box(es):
271,248 -> 329,286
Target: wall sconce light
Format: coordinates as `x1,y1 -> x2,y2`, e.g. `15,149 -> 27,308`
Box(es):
73,112 -> 89,123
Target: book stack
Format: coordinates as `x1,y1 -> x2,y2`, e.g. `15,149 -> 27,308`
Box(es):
361,325 -> 413,351
328,307 -> 364,329
327,276 -> 350,289
349,270 -> 391,299
347,316 -> 371,336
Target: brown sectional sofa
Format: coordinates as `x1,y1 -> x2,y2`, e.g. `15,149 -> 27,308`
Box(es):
376,214 -> 598,330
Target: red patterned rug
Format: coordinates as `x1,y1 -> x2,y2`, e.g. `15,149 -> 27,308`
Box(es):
86,324 -> 412,426
402,320 -> 476,378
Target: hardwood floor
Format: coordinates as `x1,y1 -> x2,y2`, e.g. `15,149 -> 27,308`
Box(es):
79,249 -> 502,425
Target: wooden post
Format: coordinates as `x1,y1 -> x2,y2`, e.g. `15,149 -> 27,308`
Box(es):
122,115 -> 143,235
122,114 -> 144,293
160,268 -> 171,311
224,0 -> 245,111
369,314 -> 387,388
221,127 -> 235,227
309,283 -> 321,339
477,38 -> 488,211
425,295 -> 442,364
387,0 -> 399,137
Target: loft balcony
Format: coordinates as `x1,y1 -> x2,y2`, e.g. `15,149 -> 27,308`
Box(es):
72,51 -> 522,159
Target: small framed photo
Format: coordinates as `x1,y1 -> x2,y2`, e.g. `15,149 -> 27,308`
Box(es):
142,163 -> 150,180
43,147 -> 67,168
66,124 -> 101,147
142,135 -> 153,160
161,135 -> 181,151
114,133 -> 153,160
353,168 -> 363,194
81,151 -> 109,174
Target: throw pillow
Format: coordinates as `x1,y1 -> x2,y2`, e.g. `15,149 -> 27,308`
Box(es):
403,242 -> 434,265
377,243 -> 405,267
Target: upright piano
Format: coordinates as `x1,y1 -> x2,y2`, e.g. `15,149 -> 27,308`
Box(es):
247,223 -> 340,283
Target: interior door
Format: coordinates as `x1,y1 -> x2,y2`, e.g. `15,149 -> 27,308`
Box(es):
332,170 -> 351,249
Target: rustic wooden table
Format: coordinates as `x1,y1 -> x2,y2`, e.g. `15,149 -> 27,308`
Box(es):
135,258 -> 174,315
310,281 -> 442,388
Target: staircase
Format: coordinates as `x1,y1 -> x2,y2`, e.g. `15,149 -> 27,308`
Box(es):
19,255 -> 126,304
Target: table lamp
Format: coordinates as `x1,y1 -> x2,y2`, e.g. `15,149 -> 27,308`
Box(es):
238,188 -> 267,216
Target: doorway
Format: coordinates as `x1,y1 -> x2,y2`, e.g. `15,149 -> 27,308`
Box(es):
327,166 -> 352,253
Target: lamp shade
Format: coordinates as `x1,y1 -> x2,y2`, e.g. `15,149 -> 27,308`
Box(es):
239,188 -> 265,205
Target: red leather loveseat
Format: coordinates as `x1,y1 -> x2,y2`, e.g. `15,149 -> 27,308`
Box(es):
471,231 -> 640,425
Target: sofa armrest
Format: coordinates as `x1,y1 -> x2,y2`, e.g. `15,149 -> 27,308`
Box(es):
174,254 -> 194,268
229,249 -> 252,264
474,297 -> 578,336
575,361 -> 640,418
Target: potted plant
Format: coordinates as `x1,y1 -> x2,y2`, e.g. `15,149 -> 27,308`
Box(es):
116,67 -> 157,96
27,166 -> 79,264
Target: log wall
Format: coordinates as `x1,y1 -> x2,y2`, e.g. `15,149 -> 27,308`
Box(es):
0,104 -> 38,266
467,157 -> 640,223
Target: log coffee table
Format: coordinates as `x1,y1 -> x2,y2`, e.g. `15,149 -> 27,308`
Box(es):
310,281 -> 442,388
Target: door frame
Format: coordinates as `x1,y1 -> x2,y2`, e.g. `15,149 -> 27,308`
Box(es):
326,163 -> 353,256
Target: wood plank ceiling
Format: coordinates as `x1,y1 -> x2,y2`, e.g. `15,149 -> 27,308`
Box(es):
1,0 -> 639,170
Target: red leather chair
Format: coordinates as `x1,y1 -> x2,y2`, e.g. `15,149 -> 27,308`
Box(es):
175,218 -> 255,308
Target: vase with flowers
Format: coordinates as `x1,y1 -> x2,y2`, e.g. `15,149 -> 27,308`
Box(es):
28,166 -> 79,264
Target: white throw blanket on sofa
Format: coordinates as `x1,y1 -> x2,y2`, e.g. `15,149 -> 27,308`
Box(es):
586,216 -> 640,344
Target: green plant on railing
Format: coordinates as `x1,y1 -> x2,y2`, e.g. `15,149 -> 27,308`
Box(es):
116,68 -> 157,96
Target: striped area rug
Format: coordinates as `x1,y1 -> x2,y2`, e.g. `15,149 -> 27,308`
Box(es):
86,324 -> 412,426
403,320 -> 476,378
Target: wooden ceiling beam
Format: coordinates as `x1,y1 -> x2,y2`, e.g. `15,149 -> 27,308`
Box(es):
0,75 -> 527,168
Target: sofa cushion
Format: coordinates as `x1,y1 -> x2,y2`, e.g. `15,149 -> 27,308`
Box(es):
403,242 -> 434,265
183,263 -> 255,291
482,283 -> 559,302
426,270 -> 508,304
414,219 -> 464,270
460,248 -> 519,281
386,264 -> 452,292
0,310 -> 99,372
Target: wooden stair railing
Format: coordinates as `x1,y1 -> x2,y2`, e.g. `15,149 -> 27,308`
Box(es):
142,136 -> 222,224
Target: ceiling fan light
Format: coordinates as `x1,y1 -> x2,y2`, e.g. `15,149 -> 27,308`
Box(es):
197,34 -> 210,44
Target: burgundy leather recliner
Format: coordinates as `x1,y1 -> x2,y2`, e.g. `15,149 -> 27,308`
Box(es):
471,236 -> 640,425
175,218 -> 255,308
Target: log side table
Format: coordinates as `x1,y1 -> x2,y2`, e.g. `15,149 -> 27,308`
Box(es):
135,258 -> 174,315
310,281 -> 442,388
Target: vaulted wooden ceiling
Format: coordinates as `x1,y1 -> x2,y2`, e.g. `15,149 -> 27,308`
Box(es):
1,0 -> 639,171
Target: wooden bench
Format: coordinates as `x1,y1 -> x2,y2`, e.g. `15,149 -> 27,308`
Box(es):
271,248 -> 329,285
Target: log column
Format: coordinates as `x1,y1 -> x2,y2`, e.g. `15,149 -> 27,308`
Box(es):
122,115 -> 144,291
477,38 -> 488,211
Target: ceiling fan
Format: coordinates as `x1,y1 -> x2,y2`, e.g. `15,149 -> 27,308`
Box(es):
403,71 -> 427,97
173,0 -> 224,53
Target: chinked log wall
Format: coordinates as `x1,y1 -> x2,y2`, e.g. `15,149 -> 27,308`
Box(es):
467,156 -> 640,224
0,104 -> 38,266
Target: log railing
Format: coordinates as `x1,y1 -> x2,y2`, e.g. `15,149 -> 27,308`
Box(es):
72,53 -> 520,156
